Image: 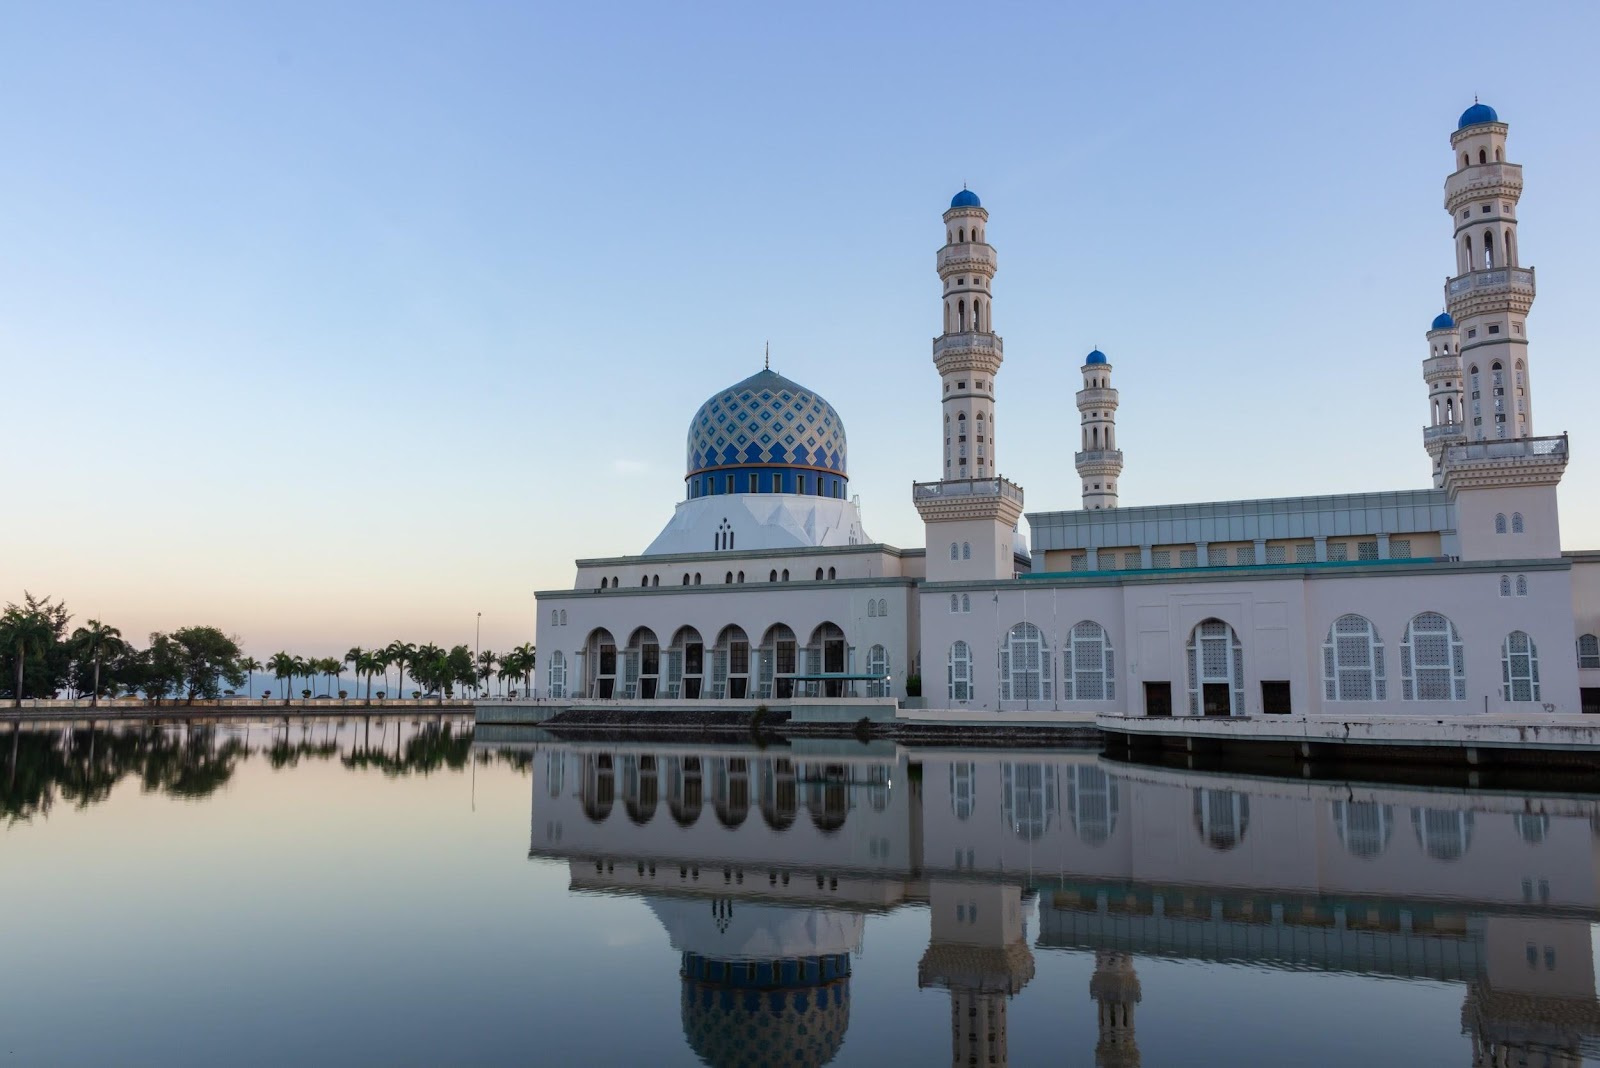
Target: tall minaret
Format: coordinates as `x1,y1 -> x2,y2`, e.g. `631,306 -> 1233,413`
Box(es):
1446,101 -> 1535,441
1075,349 -> 1123,509
916,188 -> 1024,582
1421,312 -> 1465,487
1089,951 -> 1142,1068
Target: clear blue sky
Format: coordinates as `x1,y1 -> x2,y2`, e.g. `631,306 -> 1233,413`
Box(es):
3,0 -> 1597,656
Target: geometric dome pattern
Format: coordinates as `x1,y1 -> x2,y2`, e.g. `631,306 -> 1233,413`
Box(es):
681,952 -> 851,1068
687,369 -> 847,478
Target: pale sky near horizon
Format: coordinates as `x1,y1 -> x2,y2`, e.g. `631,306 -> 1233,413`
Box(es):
4,1 -> 1598,658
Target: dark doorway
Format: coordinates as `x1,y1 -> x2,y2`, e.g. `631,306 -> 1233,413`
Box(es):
1582,687 -> 1600,715
729,677 -> 748,699
597,678 -> 615,699
1261,681 -> 1291,715
640,678 -> 657,700
1144,681 -> 1173,717
1202,683 -> 1232,716
684,677 -> 702,700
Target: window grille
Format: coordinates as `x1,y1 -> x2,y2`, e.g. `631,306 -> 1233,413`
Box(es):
1235,546 -> 1255,566
1577,634 -> 1600,670
1391,540 -> 1412,559
1063,620 -> 1115,701
1401,613 -> 1466,701
1357,541 -> 1378,561
1322,614 -> 1386,701
999,623 -> 1052,702
1070,554 -> 1087,572
865,645 -> 889,697
1500,575 -> 1511,597
1327,543 -> 1349,562
948,642 -> 972,702
1122,552 -> 1140,570
1294,544 -> 1316,564
1187,619 -> 1243,715
960,594 -> 970,613
1512,513 -> 1525,534
1179,549 -> 1198,568
1502,631 -> 1541,701
1516,575 -> 1528,596
547,652 -> 567,699
1265,545 -> 1287,565
1151,550 -> 1172,569
950,594 -> 959,614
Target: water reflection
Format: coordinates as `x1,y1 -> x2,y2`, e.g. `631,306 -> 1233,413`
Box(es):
3,716 -> 480,822
524,741 -> 1600,1067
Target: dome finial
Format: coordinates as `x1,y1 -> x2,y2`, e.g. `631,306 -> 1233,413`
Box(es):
764,340 -> 769,371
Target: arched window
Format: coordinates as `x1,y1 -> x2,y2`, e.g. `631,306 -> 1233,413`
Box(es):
1484,229 -> 1495,268
949,761 -> 976,817
1192,788 -> 1249,850
1331,801 -> 1393,859
1512,512 -> 1524,533
550,609 -> 558,626
877,598 -> 888,617
1479,148 -> 1487,165
958,227 -> 965,242
1502,631 -> 1541,701
1495,513 -> 1507,534
957,299 -> 966,331
547,651 -> 567,699
1187,619 -> 1243,716
600,577 -> 608,589
694,573 -> 701,584
867,600 -> 877,618
950,542 -> 959,561
827,567 -> 836,580
640,576 -> 648,587
682,574 -> 690,585
815,568 -> 824,581
652,575 -> 659,587
1495,146 -> 1502,162
1500,575 -> 1512,597
960,593 -> 970,613
1063,620 -> 1115,701
1066,765 -> 1119,846
1322,614 -> 1386,701
999,623 -> 1052,702
781,569 -> 789,581
949,594 -> 959,613
1412,807 -> 1473,861
1401,612 -> 1466,701
1516,574 -> 1528,596
559,610 -> 566,625
1578,634 -> 1600,670
769,570 -> 777,582
961,541 -> 971,560
1001,763 -> 1056,841
865,645 -> 889,697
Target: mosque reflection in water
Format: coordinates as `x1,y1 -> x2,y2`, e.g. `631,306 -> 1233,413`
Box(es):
524,740 -> 1600,1067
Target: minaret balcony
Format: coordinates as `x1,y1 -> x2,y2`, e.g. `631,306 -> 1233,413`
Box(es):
1445,266 -> 1535,316
1444,162 -> 1522,212
1421,355 -> 1462,381
1441,433 -> 1568,492
1423,423 -> 1467,444
936,243 -> 996,273
1076,388 -> 1118,407
1074,449 -> 1124,470
913,476 -> 1024,505
932,331 -> 1004,365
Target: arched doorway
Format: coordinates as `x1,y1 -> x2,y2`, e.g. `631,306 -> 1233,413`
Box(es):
759,624 -> 799,699
760,758 -> 798,830
624,627 -> 661,699
667,626 -> 705,699
667,756 -> 703,826
713,625 -> 751,699
584,628 -> 618,699
1187,619 -> 1243,716
712,757 -> 750,828
807,622 -> 849,697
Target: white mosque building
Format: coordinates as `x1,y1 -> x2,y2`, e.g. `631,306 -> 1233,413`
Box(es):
535,103 -> 1600,718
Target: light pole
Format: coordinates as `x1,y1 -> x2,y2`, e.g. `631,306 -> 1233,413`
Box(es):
475,612 -> 482,699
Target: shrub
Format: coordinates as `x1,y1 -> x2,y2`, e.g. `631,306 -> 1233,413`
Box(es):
904,674 -> 922,698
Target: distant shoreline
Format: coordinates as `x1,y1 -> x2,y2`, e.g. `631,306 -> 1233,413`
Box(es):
3,699 -> 474,722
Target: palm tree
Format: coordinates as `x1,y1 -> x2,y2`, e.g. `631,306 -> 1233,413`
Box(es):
267,652 -> 296,704
476,650 -> 497,697
1,605 -> 57,707
70,619 -> 126,706
510,642 -> 536,697
384,641 -> 417,700
356,650 -> 382,703
292,655 -> 311,698
239,656 -> 262,699
318,657 -> 338,697
343,647 -> 364,697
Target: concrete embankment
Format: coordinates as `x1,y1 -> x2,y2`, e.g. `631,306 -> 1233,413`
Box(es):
4,699 -> 473,723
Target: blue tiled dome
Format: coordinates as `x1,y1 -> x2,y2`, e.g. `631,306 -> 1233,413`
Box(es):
1458,102 -> 1499,129
687,369 -> 847,483
1431,312 -> 1455,331
949,188 -> 981,208
1084,349 -> 1108,365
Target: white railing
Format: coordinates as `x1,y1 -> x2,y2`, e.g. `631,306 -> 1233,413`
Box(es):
1446,266 -> 1535,296
931,332 -> 1003,358
913,477 -> 1023,504
936,244 -> 996,272
1073,449 -> 1124,466
1423,424 -> 1467,442
1076,387 -> 1118,405
1445,434 -> 1567,462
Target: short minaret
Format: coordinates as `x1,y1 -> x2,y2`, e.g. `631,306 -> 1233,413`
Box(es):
916,188 -> 1024,582
1445,101 -> 1535,441
1075,349 -> 1123,509
1422,311 -> 1466,487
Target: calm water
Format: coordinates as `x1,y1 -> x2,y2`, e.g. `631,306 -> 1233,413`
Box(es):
4,718 -> 1598,1067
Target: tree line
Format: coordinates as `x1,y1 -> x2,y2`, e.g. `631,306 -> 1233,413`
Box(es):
0,593 -> 535,706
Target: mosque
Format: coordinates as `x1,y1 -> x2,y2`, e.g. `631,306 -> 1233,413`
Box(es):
534,104 -> 1600,718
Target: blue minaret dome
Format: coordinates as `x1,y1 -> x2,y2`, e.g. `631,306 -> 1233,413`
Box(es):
1085,349 -> 1108,365
1431,312 -> 1455,331
1458,102 -> 1499,129
949,188 -> 981,208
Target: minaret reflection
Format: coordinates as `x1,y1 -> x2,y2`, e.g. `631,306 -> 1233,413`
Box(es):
522,741 -> 1600,1067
